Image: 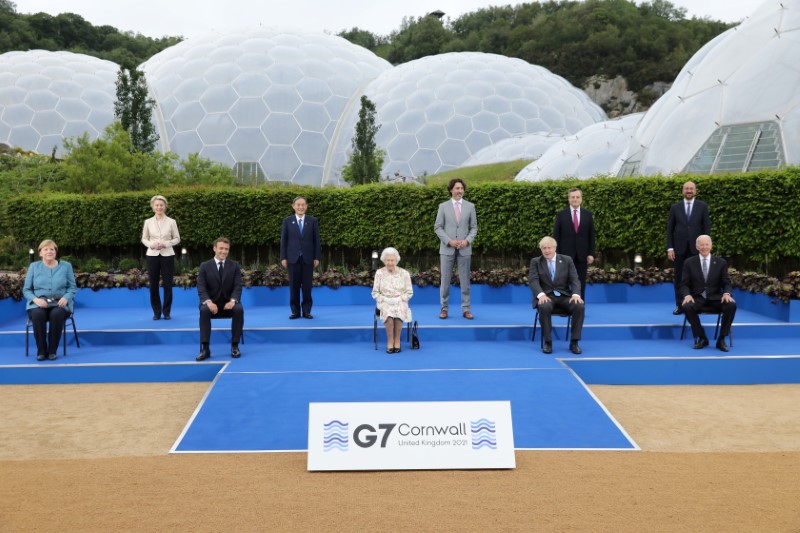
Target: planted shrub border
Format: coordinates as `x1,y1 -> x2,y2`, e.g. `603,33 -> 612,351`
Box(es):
1,266 -> 798,303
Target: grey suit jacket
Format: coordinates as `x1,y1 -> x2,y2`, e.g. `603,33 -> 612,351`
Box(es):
528,254 -> 581,306
434,199 -> 478,256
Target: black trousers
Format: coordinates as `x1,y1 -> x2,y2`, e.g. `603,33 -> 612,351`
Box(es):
147,255 -> 175,316
573,259 -> 589,300
536,295 -> 585,342
199,302 -> 244,345
682,297 -> 736,340
28,306 -> 69,356
288,259 -> 314,315
672,244 -> 697,306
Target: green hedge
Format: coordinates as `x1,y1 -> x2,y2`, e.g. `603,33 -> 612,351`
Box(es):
6,169 -> 800,264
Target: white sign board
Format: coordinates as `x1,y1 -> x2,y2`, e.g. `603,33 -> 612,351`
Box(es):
307,401 -> 515,471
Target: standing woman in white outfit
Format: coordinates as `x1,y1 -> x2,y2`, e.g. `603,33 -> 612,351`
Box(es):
141,195 -> 180,320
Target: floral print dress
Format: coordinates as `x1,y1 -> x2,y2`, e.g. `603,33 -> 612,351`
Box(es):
372,266 -> 413,323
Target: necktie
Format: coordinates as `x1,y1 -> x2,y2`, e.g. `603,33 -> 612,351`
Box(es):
549,260 -> 561,296
572,209 -> 579,233
298,218 -> 304,235
218,261 -> 224,278
686,202 -> 692,219
454,202 -> 461,223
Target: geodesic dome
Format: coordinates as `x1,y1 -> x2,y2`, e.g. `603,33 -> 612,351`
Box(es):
140,27 -> 391,186
327,52 -> 606,183
516,113 -> 643,181
461,132 -> 564,167
617,0 -> 800,176
0,50 -> 118,156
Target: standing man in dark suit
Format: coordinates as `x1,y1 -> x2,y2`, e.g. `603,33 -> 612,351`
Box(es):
680,235 -> 736,352
667,181 -> 710,315
196,237 -> 244,361
281,196 -> 321,319
434,178 -> 478,320
553,187 -> 596,299
529,236 -> 585,355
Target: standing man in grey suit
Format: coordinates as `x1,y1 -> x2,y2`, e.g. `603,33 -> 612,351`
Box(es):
435,178 -> 478,320
667,181 -> 710,315
281,196 -> 321,319
680,235 -> 736,352
553,187 -> 596,299
529,236 -> 585,355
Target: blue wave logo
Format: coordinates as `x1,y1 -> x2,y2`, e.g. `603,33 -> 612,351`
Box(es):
323,420 -> 349,452
470,418 -> 497,450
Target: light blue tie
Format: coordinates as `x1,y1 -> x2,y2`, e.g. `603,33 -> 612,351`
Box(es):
298,218 -> 304,235
549,260 -> 561,296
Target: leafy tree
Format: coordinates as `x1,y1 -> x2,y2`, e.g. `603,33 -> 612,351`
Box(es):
341,96 -> 383,185
114,66 -> 160,153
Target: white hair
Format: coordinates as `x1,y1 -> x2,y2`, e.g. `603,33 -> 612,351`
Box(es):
380,247 -> 401,263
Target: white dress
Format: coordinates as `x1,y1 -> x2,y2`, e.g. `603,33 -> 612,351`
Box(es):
371,267 -> 413,323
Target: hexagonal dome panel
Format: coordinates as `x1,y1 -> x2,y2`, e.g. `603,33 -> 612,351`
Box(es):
515,114 -> 643,181
462,132 -> 565,167
0,50 -> 118,156
617,1 -> 800,176
328,52 -> 606,184
141,27 -> 391,185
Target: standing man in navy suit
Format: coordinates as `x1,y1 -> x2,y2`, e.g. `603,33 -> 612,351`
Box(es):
553,187 -> 596,299
435,178 -> 478,320
667,181 -> 710,315
680,235 -> 736,352
196,237 -> 244,361
281,196 -> 321,319
529,236 -> 585,355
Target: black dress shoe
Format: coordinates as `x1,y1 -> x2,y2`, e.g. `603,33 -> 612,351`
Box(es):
37,354 -> 46,361
542,342 -> 552,354
693,337 -> 709,349
196,349 -> 211,361
153,315 -> 161,320
47,354 -> 57,360
715,339 -> 730,352
163,314 -> 171,320
303,313 -> 313,319
386,348 -> 394,354
231,346 -> 241,358
569,341 -> 582,355
673,307 -> 683,315
395,347 -> 401,353
289,313 -> 301,319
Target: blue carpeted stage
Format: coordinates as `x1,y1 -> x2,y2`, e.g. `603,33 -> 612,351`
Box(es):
1,284 -> 798,452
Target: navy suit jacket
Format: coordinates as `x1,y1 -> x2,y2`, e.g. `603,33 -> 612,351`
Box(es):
528,254 -> 581,306
680,254 -> 731,302
197,258 -> 242,304
553,207 -> 595,262
280,215 -> 321,265
667,199 -> 710,254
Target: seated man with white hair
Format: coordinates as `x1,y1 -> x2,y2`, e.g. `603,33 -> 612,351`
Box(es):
371,247 -> 413,354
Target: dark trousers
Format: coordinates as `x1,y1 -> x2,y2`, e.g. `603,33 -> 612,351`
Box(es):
682,297 -> 736,340
28,306 -> 69,356
536,295 -> 585,342
147,255 -> 175,317
574,259 -> 588,300
288,259 -> 314,315
199,302 -> 244,345
672,245 -> 697,306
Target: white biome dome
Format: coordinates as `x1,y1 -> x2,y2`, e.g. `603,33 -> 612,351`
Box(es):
0,50 -> 118,156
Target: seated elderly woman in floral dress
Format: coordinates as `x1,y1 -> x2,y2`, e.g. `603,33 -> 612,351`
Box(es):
371,247 -> 413,354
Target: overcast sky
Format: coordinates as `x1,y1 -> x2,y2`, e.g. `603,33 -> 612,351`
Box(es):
12,0 -> 761,39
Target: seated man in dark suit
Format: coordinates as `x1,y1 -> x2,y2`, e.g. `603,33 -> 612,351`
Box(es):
680,234 -> 736,352
196,237 -> 244,361
529,236 -> 585,355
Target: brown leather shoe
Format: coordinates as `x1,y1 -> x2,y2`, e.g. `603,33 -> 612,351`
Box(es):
462,311 -> 474,320
439,309 -> 448,319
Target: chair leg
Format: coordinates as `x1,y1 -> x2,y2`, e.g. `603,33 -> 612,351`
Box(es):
680,317 -> 688,340
62,321 -> 68,356
25,320 -> 30,357
373,315 -> 377,351
532,311 -> 538,342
